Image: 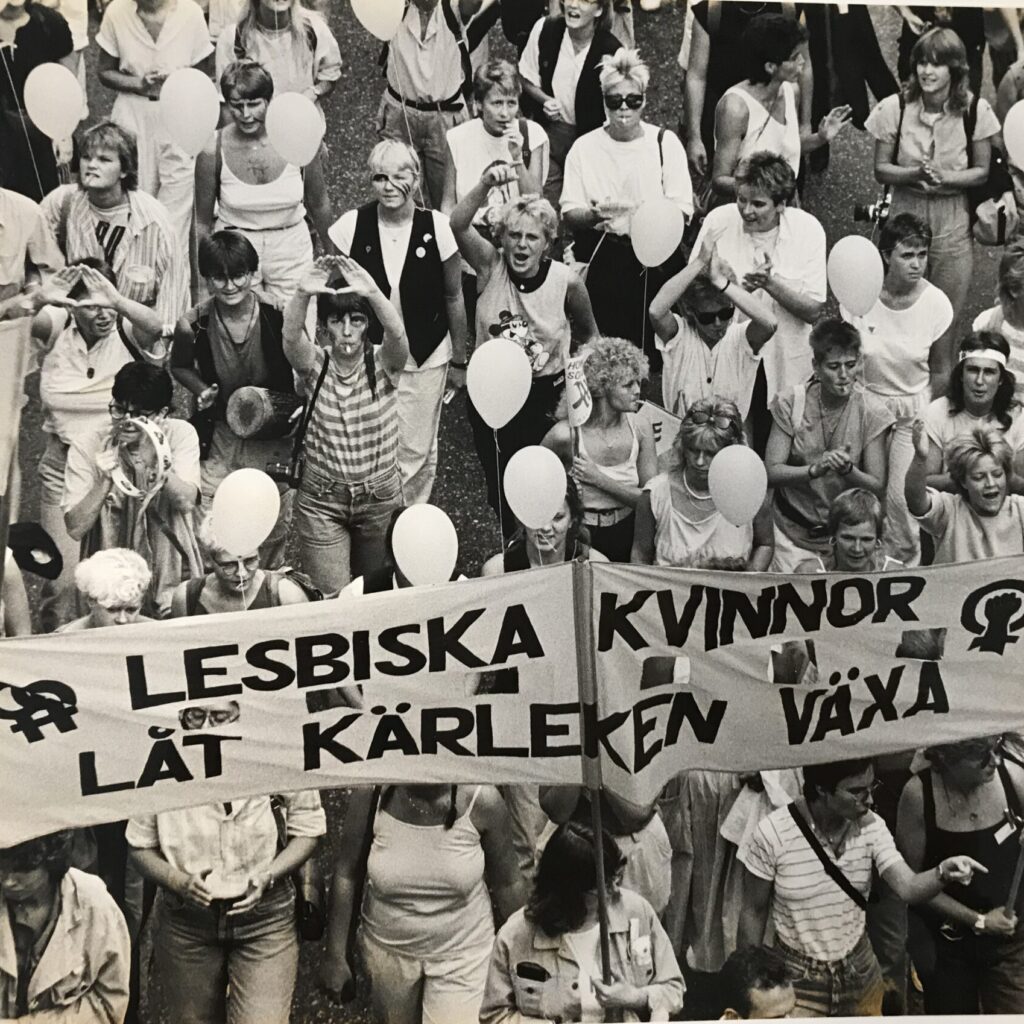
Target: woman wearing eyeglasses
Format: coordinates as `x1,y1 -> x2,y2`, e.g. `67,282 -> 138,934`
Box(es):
765,319 -> 893,572
172,231 -> 300,568
738,757 -> 987,1017
710,13 -> 850,200
559,48 -> 692,352
193,60 -> 335,308
897,736 -> 1024,1014
649,238 -> 777,421
631,398 -> 774,569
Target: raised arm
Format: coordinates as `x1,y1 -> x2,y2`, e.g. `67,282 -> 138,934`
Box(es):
282,260 -> 334,376
451,166 -> 515,277
683,16 -> 710,177
904,418 -> 932,517
334,254 -> 409,373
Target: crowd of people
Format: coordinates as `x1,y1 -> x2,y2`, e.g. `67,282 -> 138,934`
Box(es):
4,0 -> 1024,1021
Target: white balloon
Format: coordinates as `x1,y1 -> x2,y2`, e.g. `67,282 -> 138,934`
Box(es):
211,469 -> 281,556
158,69 -> 220,156
827,235 -> 884,317
467,339 -> 532,429
631,198 -> 685,268
23,63 -> 84,141
351,0 -> 404,41
708,446 -> 767,527
504,447 -> 567,530
1006,101 -> 1024,170
265,93 -> 325,167
392,505 -> 459,585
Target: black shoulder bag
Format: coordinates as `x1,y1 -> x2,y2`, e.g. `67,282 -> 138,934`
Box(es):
788,803 -> 869,911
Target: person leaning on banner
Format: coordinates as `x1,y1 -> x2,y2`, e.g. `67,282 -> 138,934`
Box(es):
906,419 -> 1024,564
126,790 -> 325,1024
0,830 -> 131,1023
172,231 -> 299,569
479,821 -> 684,1024
737,757 -> 989,1018
897,735 -> 1024,1014
62,362 -> 203,619
27,261 -> 163,634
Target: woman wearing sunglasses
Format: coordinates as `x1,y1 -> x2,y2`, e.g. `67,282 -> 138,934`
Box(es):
649,238 -> 777,422
897,736 -> 1024,1014
193,60 -> 335,308
560,48 -> 692,352
765,319 -> 893,572
711,13 -> 850,200
631,398 -> 773,569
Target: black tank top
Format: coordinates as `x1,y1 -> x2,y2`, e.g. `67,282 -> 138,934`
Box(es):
921,763 -> 1024,923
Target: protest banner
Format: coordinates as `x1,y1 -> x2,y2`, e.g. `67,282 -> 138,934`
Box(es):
635,400 -> 680,468
5,557 -> 1024,845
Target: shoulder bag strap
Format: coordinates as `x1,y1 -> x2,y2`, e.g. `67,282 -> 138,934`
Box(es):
999,758 -> 1024,819
290,352 -> 330,465
788,803 -> 870,911
894,94 -> 905,165
440,0 -> 473,100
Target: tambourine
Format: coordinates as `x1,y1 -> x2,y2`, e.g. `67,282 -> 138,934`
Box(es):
110,416 -> 174,499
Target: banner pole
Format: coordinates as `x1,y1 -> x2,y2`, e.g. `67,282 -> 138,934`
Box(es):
571,558 -> 614,997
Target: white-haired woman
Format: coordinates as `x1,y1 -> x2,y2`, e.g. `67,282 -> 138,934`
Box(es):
907,422 -> 1024,563
57,547 -> 153,631
215,0 -> 341,114
327,139 -> 469,506
452,169 -> 598,535
560,48 -> 692,354
170,515 -> 309,616
541,336 -> 656,561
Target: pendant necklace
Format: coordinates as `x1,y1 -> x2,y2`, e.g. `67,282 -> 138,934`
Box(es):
700,340 -> 720,387
215,298 -> 257,348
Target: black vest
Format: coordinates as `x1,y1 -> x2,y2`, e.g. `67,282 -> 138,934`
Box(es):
537,17 -> 622,135
351,203 -> 447,366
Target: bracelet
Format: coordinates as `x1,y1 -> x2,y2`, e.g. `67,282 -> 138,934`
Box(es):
715,279 -> 730,293
450,361 -> 468,370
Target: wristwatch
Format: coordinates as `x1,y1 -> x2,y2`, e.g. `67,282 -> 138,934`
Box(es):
973,913 -> 987,933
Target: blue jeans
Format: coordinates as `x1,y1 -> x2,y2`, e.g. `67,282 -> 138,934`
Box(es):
294,462 -> 404,596
776,931 -> 885,1017
155,884 -> 298,1024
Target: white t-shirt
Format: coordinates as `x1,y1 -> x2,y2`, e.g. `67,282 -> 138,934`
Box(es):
924,396 -> 1024,459
563,924 -> 603,1022
658,316 -> 761,418
327,209 -> 458,372
61,0 -> 89,51
519,18 -> 588,126
561,123 -> 694,235
739,806 -> 905,962
842,283 -> 953,398
973,306 -> 1024,403
97,0 -> 213,80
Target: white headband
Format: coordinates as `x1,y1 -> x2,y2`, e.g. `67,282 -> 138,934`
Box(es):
960,348 -> 1008,368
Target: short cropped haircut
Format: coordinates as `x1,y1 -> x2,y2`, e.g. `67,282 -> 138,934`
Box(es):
111,362 -> 173,414
79,120 -> 138,192
803,758 -> 874,803
473,59 -> 521,102
74,548 -> 152,608
735,151 -> 797,206
827,488 -> 884,539
810,318 -> 862,361
67,257 -> 116,301
198,230 -> 260,280
879,212 -> 932,260
220,59 -> 275,102
498,195 -> 559,249
720,946 -> 793,1019
740,13 -> 807,85
368,138 -> 421,180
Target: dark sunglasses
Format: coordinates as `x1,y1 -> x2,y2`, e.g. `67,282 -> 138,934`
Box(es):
693,307 -> 734,325
604,93 -> 644,111
688,411 -> 736,430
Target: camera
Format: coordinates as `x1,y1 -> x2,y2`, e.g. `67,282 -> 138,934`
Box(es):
852,192 -> 891,225
267,454 -> 304,489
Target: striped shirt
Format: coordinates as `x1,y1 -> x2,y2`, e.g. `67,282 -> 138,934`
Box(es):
39,185 -> 187,329
303,345 -> 400,483
739,806 -> 904,962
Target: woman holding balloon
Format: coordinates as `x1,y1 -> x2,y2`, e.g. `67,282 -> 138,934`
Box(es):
765,319 -> 892,573
866,26 -> 999,341
96,0 -> 215,256
453,169 -> 597,535
631,398 -> 773,569
193,60 -> 334,307
840,213 -> 953,566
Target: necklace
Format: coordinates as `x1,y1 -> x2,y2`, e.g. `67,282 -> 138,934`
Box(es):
940,774 -> 983,823
816,385 -> 851,454
683,473 -> 712,501
699,340 -> 720,387
214,298 -> 257,348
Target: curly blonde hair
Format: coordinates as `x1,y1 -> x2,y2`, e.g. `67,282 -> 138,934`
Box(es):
583,337 -> 649,396
74,549 -> 151,607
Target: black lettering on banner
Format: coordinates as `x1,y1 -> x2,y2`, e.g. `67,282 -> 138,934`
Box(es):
703,585 -> 721,651
657,587 -> 704,648
826,579 -> 876,629
0,680 -> 78,742
780,687 -> 827,745
426,610 -> 487,670
376,625 -> 428,675
530,702 -> 581,757
475,704 -> 529,757
181,733 -> 241,777
856,667 -> 902,731
904,661 -> 949,717
127,655 -> 185,710
770,580 -> 828,635
633,693 -> 674,772
241,640 -> 295,690
597,591 -> 653,652
874,576 -> 924,624
303,713 -> 363,768
366,703 -> 420,759
663,691 -> 727,746
491,604 -> 545,662
79,751 -> 135,795
809,685 -> 854,742
295,634 -> 351,688
137,734 -> 195,788
582,702 -> 631,771
185,645 -> 241,701
421,707 -> 476,755
718,588 -> 773,647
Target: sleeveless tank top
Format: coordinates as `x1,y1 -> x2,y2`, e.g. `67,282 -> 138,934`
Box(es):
578,415 -> 640,511
217,142 -> 306,231
719,81 -> 800,176
476,259 -> 571,378
647,473 -> 753,568
921,765 -> 1024,931
362,786 -> 495,958
186,571 -> 276,615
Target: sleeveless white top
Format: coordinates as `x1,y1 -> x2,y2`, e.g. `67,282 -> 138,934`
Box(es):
719,81 -> 800,175
217,145 -> 306,231
578,415 -> 640,511
647,473 -> 753,568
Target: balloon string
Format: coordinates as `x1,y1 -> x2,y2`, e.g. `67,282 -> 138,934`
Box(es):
640,269 -> 650,364
1,51 -> 47,203
389,56 -> 428,210
493,428 -> 506,548
239,561 -> 250,612
581,231 -> 607,279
